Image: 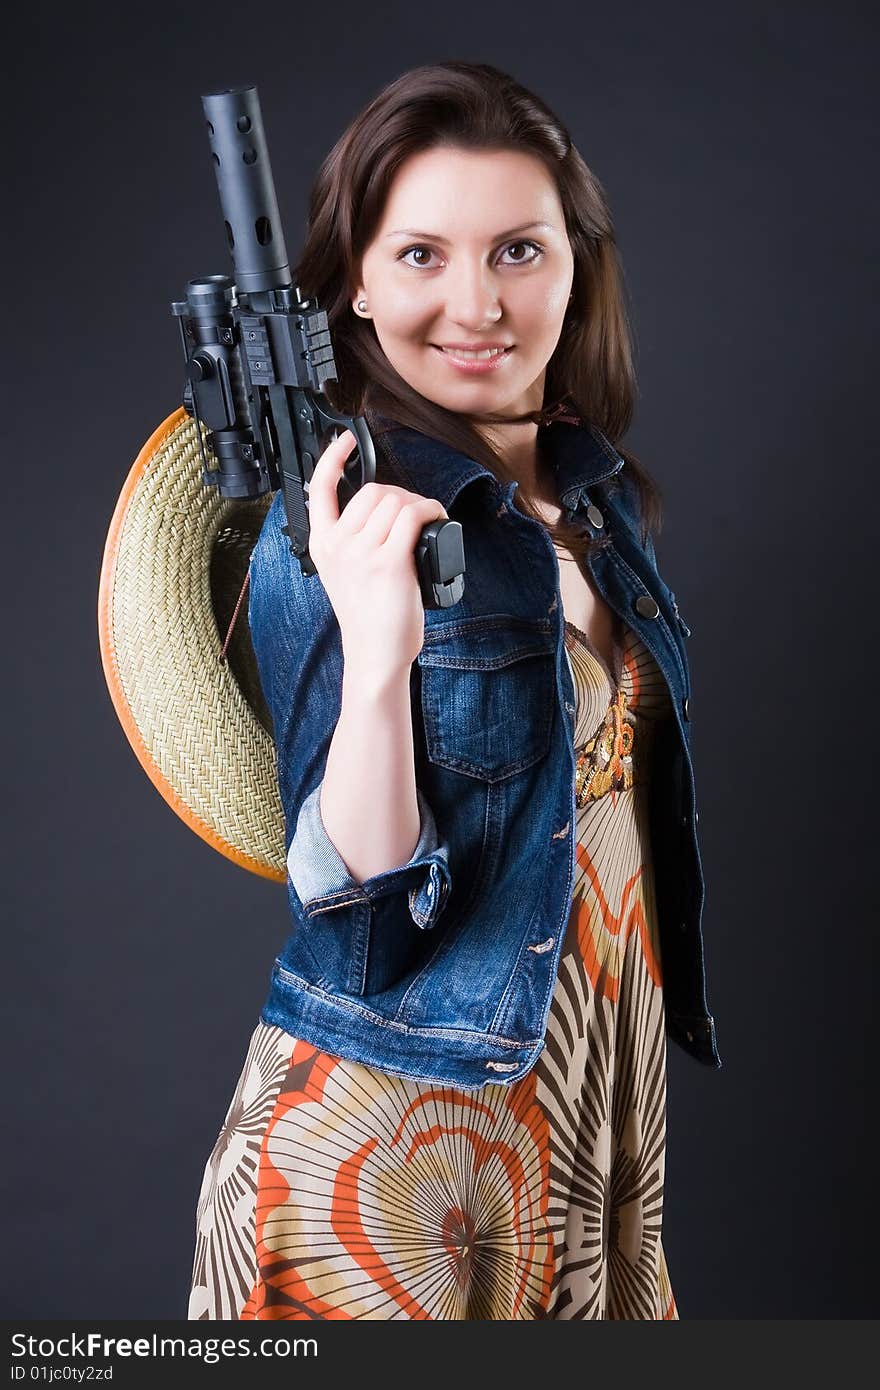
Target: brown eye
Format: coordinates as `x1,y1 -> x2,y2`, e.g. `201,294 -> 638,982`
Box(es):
501,241 -> 543,265
397,240 -> 544,269
399,246 -> 437,268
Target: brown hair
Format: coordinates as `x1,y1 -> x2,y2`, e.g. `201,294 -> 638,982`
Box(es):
293,59 -> 662,557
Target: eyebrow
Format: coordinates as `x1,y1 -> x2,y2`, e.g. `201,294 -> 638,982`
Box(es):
385,220 -> 555,243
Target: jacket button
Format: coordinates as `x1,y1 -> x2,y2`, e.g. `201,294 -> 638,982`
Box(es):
683,696 -> 690,719
586,503 -> 604,529
527,935 -> 556,954
635,595 -> 660,619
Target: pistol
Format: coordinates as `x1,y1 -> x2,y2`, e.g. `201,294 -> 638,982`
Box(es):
171,83 -> 466,610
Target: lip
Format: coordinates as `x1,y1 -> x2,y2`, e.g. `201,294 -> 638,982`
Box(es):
432,344 -> 514,374
436,341 -> 513,350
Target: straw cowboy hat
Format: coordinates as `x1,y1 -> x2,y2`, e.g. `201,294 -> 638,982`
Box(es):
97,406 -> 287,883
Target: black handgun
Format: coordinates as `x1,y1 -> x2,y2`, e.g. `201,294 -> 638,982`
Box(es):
171,83 -> 466,610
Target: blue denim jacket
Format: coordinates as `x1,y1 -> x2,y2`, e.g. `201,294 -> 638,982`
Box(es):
248,417 -> 722,1090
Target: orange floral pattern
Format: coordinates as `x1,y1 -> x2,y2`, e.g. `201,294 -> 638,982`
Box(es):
238,1047 -> 553,1319
189,622 -> 678,1320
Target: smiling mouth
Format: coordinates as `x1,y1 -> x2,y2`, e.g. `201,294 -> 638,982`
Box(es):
431,345 -> 514,361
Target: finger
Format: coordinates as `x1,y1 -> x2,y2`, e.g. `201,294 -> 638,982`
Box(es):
383,498 -> 450,554
356,491 -> 408,549
306,429 -> 357,534
334,479 -> 421,537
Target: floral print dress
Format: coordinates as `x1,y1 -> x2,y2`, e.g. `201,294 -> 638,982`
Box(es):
188,617 -> 678,1320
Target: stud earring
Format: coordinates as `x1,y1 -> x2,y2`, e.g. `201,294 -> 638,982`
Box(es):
357,299 -> 368,313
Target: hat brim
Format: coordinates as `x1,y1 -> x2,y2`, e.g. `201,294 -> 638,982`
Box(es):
97,408 -> 287,883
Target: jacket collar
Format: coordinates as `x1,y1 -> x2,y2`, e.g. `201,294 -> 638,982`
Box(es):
372,416 -> 626,512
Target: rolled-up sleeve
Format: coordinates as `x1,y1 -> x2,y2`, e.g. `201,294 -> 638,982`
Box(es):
286,781 -> 452,930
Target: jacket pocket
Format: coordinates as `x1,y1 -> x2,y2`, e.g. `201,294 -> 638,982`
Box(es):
417,615 -> 556,782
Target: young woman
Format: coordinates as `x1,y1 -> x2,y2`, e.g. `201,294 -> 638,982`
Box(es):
188,59 -> 720,1322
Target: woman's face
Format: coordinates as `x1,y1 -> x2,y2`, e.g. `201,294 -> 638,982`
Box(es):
353,146 -> 575,420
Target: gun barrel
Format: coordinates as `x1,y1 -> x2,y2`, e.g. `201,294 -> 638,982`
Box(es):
201,85 -> 292,295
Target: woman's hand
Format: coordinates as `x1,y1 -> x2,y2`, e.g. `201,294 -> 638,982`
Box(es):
306,429 -> 450,687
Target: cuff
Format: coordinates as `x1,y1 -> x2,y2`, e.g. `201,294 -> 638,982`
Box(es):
286,782 -> 452,929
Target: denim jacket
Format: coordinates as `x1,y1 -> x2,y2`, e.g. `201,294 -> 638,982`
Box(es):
248,416 -> 722,1090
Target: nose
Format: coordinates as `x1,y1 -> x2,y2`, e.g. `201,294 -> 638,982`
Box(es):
444,260 -> 503,331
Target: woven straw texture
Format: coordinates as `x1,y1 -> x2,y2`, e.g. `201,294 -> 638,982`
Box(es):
98,409 -> 286,882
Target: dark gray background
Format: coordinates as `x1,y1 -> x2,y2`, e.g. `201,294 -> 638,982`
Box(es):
4,0 -> 876,1319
